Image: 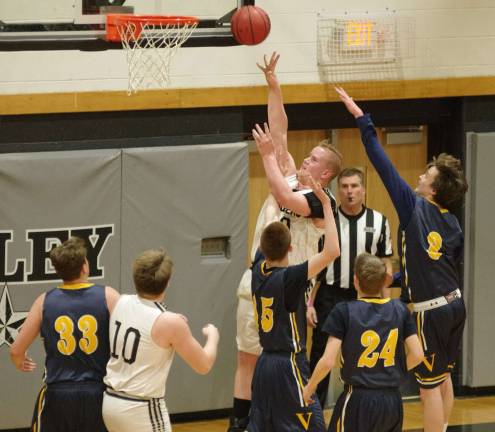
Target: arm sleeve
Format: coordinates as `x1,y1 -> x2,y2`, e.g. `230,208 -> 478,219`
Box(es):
283,261 -> 309,312
302,188 -> 336,218
304,192 -> 324,218
321,302 -> 348,340
356,114 -> 417,227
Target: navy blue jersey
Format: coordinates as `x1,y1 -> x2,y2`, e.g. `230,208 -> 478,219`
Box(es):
323,298 -> 416,388
251,250 -> 308,353
41,283 -> 110,384
356,114 -> 463,303
398,198 -> 463,302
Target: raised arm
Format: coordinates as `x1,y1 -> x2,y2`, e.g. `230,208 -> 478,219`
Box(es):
307,177 -> 340,279
257,52 -> 296,177
335,87 -> 416,226
153,313 -> 219,375
10,293 -> 44,372
253,122 -> 312,216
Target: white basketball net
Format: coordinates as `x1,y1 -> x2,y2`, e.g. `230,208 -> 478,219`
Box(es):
117,20 -> 198,94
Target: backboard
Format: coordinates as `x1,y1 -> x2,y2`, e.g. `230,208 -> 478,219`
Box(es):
0,0 -> 255,50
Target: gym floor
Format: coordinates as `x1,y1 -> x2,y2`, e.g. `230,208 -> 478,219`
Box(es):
172,396 -> 495,431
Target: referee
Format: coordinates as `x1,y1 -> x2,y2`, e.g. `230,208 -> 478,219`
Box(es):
307,167 -> 393,407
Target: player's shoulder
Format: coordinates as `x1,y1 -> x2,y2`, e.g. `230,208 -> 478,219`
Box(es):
331,300 -> 350,317
388,298 -> 410,315
155,310 -> 188,330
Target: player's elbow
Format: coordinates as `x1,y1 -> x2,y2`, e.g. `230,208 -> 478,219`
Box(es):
321,355 -> 335,372
193,354 -> 216,375
194,360 -> 214,375
322,245 -> 340,264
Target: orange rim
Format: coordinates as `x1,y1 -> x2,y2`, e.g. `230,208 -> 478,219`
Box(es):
106,14 -> 199,42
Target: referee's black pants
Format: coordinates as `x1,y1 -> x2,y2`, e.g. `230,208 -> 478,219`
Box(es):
309,286 -> 356,408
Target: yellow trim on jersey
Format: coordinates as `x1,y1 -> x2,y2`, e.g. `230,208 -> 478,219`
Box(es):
426,198 -> 449,213
416,311 -> 425,350
261,261 -> 273,276
415,372 -> 449,385
340,385 -> 353,432
401,232 -> 409,289
34,386 -> 47,432
290,312 -> 301,353
58,282 -> 94,290
291,353 -> 307,407
415,372 -> 448,382
358,298 -> 391,304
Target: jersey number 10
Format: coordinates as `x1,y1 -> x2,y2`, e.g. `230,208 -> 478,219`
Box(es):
110,320 -> 141,364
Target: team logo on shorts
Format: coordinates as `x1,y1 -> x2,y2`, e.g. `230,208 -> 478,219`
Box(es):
296,412 -> 312,430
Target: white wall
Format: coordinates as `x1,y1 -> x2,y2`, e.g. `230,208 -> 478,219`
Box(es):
0,0 -> 494,94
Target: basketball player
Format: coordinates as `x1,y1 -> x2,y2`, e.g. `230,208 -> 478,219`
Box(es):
307,167 -> 394,408
102,248 -> 219,432
248,173 -> 340,432
228,52 -> 341,431
335,86 -> 468,432
10,236 -> 120,432
303,253 -> 424,432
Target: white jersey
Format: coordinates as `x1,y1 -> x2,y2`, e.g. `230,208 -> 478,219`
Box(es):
237,194 -> 281,301
250,194 -> 282,261
280,174 -> 333,265
282,189 -> 325,266
104,295 -> 175,399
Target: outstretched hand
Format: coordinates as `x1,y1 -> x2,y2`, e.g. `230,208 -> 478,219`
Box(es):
252,122 -> 275,157
257,52 -> 280,88
335,86 -> 364,118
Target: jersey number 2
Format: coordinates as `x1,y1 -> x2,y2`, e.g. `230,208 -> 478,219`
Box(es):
357,328 -> 398,368
54,314 -> 98,356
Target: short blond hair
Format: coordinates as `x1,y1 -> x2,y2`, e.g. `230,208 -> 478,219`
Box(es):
133,248 -> 173,296
318,140 -> 343,182
354,253 -> 386,296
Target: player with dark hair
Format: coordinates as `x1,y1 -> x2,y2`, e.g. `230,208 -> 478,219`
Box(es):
247,160 -> 340,432
10,236 -> 120,432
335,87 -> 468,432
303,253 -> 424,432
102,248 -> 219,432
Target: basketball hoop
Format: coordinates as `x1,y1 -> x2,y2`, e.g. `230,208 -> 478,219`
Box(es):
106,14 -> 199,94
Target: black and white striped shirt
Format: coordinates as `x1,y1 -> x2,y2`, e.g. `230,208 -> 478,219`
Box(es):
320,206 -> 393,292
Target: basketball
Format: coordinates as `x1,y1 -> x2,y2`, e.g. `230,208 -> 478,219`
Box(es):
231,5 -> 271,46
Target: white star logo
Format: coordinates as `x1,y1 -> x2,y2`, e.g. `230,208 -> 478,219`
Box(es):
0,284 -> 28,347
